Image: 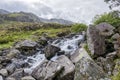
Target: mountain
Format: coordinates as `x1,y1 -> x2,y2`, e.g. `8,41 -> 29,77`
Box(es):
42,18 -> 74,25
0,9 -> 10,14
0,9 -> 74,25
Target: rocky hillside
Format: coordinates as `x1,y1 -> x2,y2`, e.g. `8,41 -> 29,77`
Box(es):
0,9 -> 74,25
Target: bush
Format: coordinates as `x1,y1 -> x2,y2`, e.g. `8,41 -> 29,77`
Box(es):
93,11 -> 120,29
71,23 -> 87,33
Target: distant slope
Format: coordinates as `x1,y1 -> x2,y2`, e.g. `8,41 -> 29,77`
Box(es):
0,9 -> 10,14
0,9 -> 74,25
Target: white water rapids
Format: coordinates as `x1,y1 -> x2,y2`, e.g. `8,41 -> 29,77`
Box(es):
24,34 -> 84,74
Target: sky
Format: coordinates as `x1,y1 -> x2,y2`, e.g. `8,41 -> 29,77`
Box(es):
0,0 -> 111,24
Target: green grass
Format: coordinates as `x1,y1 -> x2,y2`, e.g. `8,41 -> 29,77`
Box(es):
0,27 -> 70,49
8,13 -> 25,17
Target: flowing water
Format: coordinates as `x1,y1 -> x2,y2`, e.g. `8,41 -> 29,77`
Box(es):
24,34 -> 84,74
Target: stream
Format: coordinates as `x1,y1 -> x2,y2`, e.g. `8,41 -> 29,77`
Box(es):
24,34 -> 84,74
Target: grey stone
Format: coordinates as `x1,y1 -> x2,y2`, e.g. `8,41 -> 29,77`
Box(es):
21,76 -> 35,80
87,25 -> 105,57
32,60 -> 63,80
0,69 -> 8,77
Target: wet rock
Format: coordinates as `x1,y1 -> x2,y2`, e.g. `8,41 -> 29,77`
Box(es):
6,63 -> 16,74
0,69 -> 8,77
6,49 -> 20,59
55,55 -> 75,80
74,57 -> 108,80
14,40 -> 38,55
21,76 -> 35,80
37,36 -> 48,46
57,31 -> 70,37
10,68 -> 24,80
0,75 -> 3,80
87,25 -> 106,57
0,56 -> 11,66
32,60 -> 63,80
44,45 -> 60,59
57,51 -> 65,56
106,52 -> 117,60
95,22 -> 115,36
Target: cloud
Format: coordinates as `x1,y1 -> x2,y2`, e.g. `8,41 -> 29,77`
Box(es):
0,0 -> 110,24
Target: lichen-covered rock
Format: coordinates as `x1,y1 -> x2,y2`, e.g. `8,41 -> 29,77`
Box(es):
73,48 -> 110,80
96,57 -> 115,76
95,22 -> 115,36
55,55 -> 75,80
87,25 -> 105,57
32,60 -> 63,80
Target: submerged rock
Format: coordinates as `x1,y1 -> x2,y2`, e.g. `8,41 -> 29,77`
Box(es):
44,45 -> 60,59
87,25 -> 105,57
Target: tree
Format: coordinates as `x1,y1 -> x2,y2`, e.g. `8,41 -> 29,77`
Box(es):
104,0 -> 120,9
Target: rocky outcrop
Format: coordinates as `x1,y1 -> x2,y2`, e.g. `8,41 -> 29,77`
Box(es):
87,25 -> 106,57
44,45 -> 61,59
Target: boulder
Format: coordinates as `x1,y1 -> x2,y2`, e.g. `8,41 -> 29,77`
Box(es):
14,40 -> 38,55
21,76 -> 35,80
95,22 -> 115,36
0,69 -> 8,77
32,60 -> 63,80
87,25 -> 106,57
0,56 -> 11,66
6,49 -> 20,59
0,75 -> 3,80
70,48 -> 91,63
44,45 -> 60,59
74,57 -> 108,80
55,55 -> 75,80
6,63 -> 16,74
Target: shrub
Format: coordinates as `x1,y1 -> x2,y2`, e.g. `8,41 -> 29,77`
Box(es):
93,11 -> 120,29
71,23 -> 87,33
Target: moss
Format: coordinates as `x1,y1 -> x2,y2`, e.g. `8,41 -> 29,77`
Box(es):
112,72 -> 120,80
83,44 -> 92,56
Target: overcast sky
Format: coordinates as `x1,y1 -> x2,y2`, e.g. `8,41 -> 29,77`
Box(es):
0,0 -> 111,24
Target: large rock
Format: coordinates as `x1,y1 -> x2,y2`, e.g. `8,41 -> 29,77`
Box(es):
32,60 -> 63,80
95,22 -> 115,36
87,25 -> 106,57
44,45 -> 60,59
14,40 -> 38,55
6,63 -> 16,74
70,48 -> 91,63
74,57 -> 108,80
55,55 -> 75,80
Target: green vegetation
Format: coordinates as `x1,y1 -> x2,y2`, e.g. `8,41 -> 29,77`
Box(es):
8,13 -> 25,17
84,44 -> 92,56
0,21 -> 71,49
112,72 -> 120,80
71,23 -> 87,33
93,11 -> 120,29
